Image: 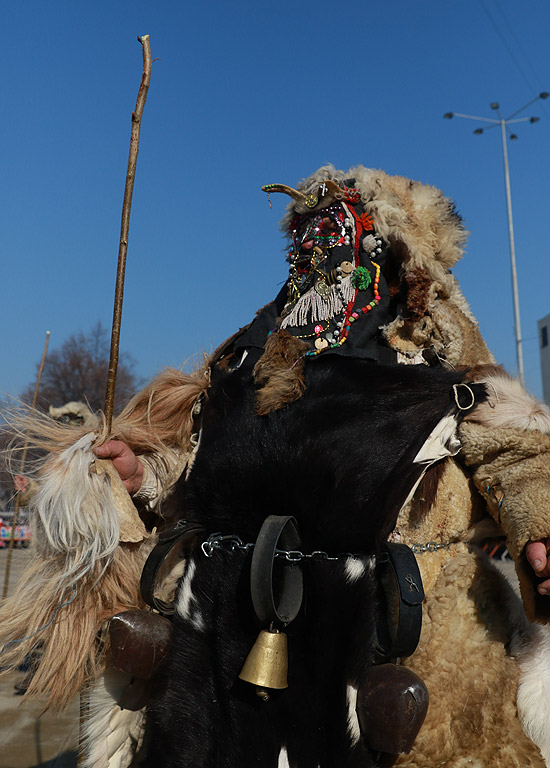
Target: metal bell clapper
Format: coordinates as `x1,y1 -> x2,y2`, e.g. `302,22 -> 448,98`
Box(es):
239,627 -> 288,700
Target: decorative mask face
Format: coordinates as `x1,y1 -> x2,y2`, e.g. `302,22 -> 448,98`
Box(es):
285,204 -> 353,310
279,196 -> 384,355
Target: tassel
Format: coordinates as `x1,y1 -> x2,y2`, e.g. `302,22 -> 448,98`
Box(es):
281,277 -> 354,329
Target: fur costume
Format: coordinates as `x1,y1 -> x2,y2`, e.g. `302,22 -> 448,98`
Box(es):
0,362 -> 210,710
3,166 -> 550,767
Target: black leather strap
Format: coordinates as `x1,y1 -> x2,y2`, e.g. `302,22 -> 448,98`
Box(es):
376,543 -> 425,659
140,520 -> 205,616
250,515 -> 303,626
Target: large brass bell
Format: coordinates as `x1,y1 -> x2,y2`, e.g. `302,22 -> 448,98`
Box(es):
241,516 -> 302,700
239,628 -> 288,694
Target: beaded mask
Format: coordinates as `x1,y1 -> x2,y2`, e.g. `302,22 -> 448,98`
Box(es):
235,178 -> 395,365
280,194 -> 385,356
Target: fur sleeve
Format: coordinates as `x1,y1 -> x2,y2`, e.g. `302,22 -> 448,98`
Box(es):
459,421 -> 550,623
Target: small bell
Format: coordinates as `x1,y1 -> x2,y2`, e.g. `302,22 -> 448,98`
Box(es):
239,628 -> 288,693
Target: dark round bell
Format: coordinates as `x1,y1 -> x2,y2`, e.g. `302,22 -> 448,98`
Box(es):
356,664 -> 429,755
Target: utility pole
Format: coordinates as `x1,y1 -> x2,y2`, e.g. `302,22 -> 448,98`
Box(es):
444,92 -> 548,387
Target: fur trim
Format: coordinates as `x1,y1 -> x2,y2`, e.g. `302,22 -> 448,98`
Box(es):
465,368 -> 550,434
253,330 -> 309,415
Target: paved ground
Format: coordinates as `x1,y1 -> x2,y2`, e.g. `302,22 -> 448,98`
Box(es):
0,548 -> 78,768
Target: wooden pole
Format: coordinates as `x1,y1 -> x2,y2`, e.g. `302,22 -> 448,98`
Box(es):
78,36 -> 153,768
104,35 -> 152,433
2,330 -> 50,602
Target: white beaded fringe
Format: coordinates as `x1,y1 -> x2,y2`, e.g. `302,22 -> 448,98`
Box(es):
281,276 -> 354,328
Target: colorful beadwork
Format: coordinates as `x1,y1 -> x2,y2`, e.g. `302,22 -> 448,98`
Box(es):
305,261 -> 381,357
278,189 -> 385,358
351,266 -> 372,291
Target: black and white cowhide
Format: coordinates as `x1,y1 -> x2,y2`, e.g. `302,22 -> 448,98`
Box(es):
143,356 -> 481,768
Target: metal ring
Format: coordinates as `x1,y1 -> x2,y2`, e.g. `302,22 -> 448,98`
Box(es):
453,382 -> 476,411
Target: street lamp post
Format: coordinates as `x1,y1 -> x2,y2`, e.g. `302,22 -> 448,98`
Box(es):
444,93 -> 548,387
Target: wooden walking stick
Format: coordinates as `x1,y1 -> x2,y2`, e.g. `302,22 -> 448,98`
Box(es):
2,330 -> 50,602
104,34 -> 152,433
78,34 -> 152,768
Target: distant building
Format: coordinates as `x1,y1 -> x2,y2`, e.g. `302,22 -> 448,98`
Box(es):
538,314 -> 550,404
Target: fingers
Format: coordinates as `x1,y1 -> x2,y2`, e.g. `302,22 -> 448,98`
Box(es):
525,540 -> 548,573
93,439 -> 143,495
93,440 -> 128,460
525,539 -> 550,593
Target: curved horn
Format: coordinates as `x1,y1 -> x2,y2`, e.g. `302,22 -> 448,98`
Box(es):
261,184 -> 307,203
262,180 -> 345,213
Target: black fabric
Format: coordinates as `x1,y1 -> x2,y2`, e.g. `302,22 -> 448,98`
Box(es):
234,275 -> 397,365
143,359 -> 486,768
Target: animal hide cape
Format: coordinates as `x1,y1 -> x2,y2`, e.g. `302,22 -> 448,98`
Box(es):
142,357 -> 482,767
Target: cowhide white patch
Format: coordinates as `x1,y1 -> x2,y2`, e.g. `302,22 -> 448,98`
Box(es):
176,559 -> 205,631
277,746 -> 290,767
345,557 -> 366,582
346,683 -> 361,746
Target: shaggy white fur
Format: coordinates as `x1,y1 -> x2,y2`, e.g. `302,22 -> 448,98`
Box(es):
33,432 -> 120,589
82,668 -> 146,768
516,625 -> 550,767
466,372 -> 550,434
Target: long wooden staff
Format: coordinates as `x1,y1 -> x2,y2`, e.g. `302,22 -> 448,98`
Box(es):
104,34 -> 152,432
1,330 -> 50,602
78,34 -> 152,768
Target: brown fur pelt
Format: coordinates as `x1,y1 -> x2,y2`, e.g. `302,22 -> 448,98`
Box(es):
111,359 -> 212,454
253,330 -> 309,415
3,356 -> 212,472
0,539 -> 153,710
396,550 -> 545,767
404,266 -> 433,321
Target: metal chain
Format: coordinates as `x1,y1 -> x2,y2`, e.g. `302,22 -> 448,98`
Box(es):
410,541 -> 452,554
200,533 -> 387,563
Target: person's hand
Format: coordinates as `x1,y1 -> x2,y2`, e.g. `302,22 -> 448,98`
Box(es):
13,475 -> 29,493
525,539 -> 550,594
93,440 -> 144,496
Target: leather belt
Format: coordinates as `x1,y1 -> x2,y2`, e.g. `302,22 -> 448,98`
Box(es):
140,520 -> 205,615
250,515 -> 304,626
376,542 -> 425,659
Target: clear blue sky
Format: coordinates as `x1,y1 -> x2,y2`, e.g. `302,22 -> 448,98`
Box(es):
3,0 -> 550,400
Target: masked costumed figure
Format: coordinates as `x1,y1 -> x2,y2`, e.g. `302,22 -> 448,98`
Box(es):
3,165 -> 550,768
